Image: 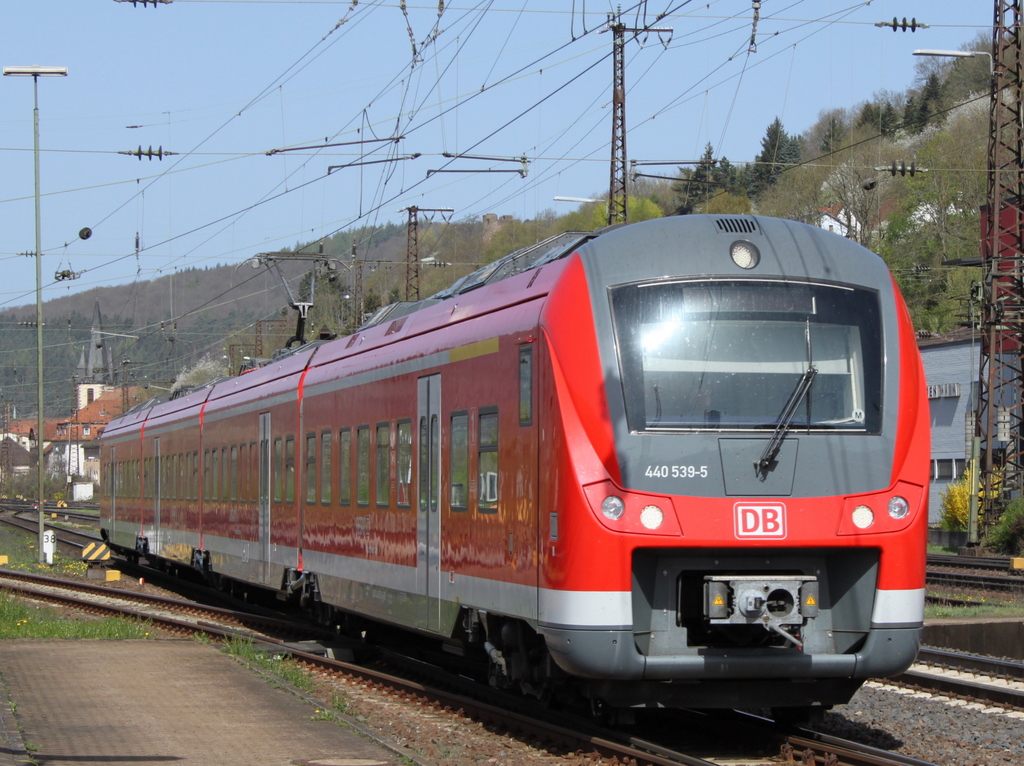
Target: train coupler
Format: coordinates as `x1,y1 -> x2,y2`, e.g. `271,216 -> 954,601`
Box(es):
703,575 -> 819,645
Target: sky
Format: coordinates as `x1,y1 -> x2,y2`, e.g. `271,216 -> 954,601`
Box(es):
0,1 -> 987,319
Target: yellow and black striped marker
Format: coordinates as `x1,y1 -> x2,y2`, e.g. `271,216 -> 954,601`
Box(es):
82,542 -> 111,562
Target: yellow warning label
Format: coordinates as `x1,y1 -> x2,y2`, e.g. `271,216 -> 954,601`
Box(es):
805,594 -> 817,606
712,594 -> 725,606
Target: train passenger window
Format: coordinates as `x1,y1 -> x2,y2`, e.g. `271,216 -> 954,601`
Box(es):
221,447 -> 229,501
285,437 -> 296,503
231,446 -> 239,501
519,345 -> 533,425
396,420 -> 412,508
273,438 -> 283,503
320,431 -> 332,505
450,413 -> 469,511
192,451 -> 199,500
248,442 -> 257,502
339,429 -> 352,506
376,423 -> 391,507
478,408 -> 499,513
204,451 -> 212,500
305,433 -> 317,504
357,426 -> 370,506
212,450 -> 221,502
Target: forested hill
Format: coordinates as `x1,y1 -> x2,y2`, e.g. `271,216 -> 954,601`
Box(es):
0,32 -> 994,423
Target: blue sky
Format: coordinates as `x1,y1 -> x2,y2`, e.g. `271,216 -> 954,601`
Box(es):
0,1 -> 985,313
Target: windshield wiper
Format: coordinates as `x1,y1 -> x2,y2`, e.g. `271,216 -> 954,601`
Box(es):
755,365 -> 817,478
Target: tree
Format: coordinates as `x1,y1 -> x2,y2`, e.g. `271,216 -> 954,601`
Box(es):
747,118 -> 801,199
672,143 -> 717,215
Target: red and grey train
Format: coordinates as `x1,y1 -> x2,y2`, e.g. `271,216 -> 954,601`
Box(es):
100,214 -> 930,715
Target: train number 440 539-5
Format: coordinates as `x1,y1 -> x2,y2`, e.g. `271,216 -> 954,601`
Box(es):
645,464 -> 708,479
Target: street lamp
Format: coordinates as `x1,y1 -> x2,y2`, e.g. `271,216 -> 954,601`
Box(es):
913,49 -> 994,75
3,64 -> 68,564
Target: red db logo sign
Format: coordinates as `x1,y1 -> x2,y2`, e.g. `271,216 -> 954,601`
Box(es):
734,503 -> 787,539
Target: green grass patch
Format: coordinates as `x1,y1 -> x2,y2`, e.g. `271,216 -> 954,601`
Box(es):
0,520 -> 92,579
218,635 -> 317,693
926,600 -> 1024,619
0,594 -> 153,639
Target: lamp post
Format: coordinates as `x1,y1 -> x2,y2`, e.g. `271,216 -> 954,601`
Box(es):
3,64 -> 68,564
913,48 -> 994,75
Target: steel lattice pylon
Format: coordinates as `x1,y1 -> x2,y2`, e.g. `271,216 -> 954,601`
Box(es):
608,15 -> 628,227
977,0 -> 1024,533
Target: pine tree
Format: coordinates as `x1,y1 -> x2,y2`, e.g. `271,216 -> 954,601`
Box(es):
747,118 -> 801,199
672,143 -> 717,214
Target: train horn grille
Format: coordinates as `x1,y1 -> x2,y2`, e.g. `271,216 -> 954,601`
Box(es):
714,217 -> 758,234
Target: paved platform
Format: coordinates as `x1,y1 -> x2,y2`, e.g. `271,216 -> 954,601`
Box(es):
0,639 -> 398,766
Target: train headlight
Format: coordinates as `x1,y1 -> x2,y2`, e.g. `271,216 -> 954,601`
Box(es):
640,504 -> 664,529
888,496 -> 910,520
851,504 -> 874,529
730,240 -> 760,269
601,495 -> 625,521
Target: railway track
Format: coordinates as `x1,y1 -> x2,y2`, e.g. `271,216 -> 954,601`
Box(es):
0,566 -> 942,766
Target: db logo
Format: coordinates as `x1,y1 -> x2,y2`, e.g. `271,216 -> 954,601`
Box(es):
734,503 -> 787,538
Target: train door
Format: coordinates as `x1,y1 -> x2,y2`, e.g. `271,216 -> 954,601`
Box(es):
153,437 -> 162,555
417,374 -> 442,630
108,446 -> 117,537
258,412 -> 272,575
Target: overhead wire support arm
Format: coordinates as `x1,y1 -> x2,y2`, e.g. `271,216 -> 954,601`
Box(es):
430,154 -> 530,178
266,136 -> 405,156
328,154 -> 420,173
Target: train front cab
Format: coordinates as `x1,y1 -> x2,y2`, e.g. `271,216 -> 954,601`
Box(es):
535,216 -> 930,711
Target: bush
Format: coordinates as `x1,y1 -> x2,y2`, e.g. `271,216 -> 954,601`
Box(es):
939,471 -> 971,531
985,497 -> 1024,555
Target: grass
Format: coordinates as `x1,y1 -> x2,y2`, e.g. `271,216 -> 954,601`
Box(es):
0,523 -> 92,579
0,594 -> 152,639
926,599 -> 1024,619
219,635 -> 319,694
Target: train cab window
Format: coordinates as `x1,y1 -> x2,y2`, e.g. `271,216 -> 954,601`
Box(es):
376,423 -> 391,507
396,420 -> 412,508
306,433 -> 317,504
285,437 -> 296,503
339,428 -> 352,506
273,438 -> 283,503
478,408 -> 499,513
357,426 -> 370,506
450,413 -> 469,511
519,345 -> 533,425
320,431 -> 332,505
610,280 -> 883,433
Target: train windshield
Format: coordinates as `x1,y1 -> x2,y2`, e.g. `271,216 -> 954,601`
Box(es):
610,279 -> 883,433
